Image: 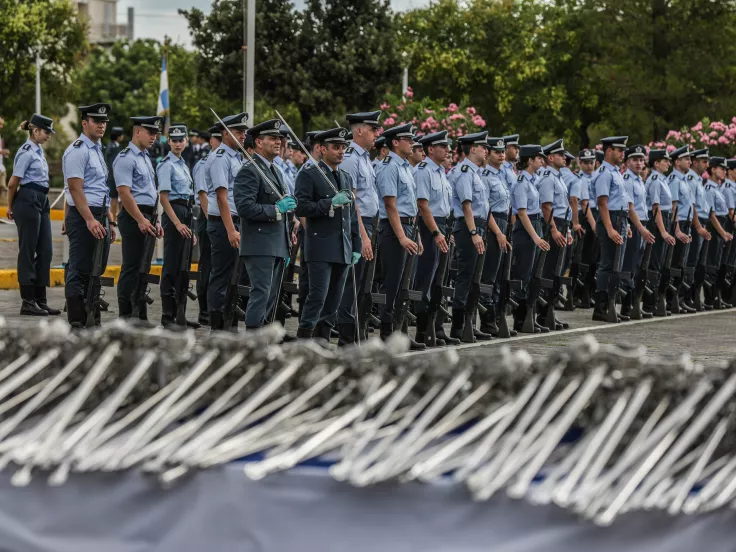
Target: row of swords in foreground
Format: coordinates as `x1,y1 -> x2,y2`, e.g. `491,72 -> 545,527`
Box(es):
0,318 -> 735,526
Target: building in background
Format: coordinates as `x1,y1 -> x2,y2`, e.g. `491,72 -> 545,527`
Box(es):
75,0 -> 134,44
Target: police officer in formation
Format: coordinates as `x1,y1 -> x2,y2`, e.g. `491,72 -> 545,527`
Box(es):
7,114 -> 59,316
192,124 -> 222,326
157,123 -> 199,328
375,123 -> 423,348
501,134 -> 520,190
510,145 -> 550,332
477,137 -> 511,336
336,111 -> 381,344
703,157 -> 734,306
537,139 -> 572,330
234,119 -> 295,330
204,113 -> 248,330
412,131 -> 455,345
105,126 -> 124,216
574,148 -> 598,306
294,127 -> 360,339
113,115 -> 164,322
448,131 -> 492,342
62,103 -> 116,328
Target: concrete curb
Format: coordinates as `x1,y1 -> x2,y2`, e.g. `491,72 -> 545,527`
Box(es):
0,264 -> 200,289
0,207 -> 65,221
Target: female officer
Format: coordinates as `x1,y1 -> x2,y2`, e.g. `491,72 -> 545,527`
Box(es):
511,145 -> 550,333
157,123 -> 200,328
7,114 -> 59,316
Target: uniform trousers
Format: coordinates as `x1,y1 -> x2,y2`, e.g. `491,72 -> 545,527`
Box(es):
479,214 -> 507,310
595,211 -> 628,295
377,219 -> 412,324
413,217 -> 445,315
510,217 -> 542,296
243,255 -> 282,328
337,216 -> 374,324
14,186 -> 52,286
452,217 -> 486,310
65,206 -> 111,299
160,203 -> 191,299
206,218 -> 240,314
297,226 -> 309,318
649,211 -> 672,277
621,225 -> 642,293
117,207 -> 155,315
195,211 -> 211,314
687,218 -> 708,269
300,262 -> 349,329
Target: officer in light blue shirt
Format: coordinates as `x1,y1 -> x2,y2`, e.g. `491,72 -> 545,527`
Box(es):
156,123 -> 200,328
592,136 -> 629,322
478,137 -> 513,335
412,131 -> 456,345
274,126 -> 296,194
374,123 -> 423,346
501,134 -> 520,191
703,157 -> 735,307
335,110 -> 383,344
8,114 -> 58,317
372,135 -> 389,172
510,145 -> 550,332
204,113 -> 249,330
113,115 -> 164,321
573,148 -> 599,307
561,152 -> 585,229
62,103 -> 115,328
447,131 -> 491,342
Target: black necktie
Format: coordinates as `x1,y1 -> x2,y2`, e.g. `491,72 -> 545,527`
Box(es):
269,164 -> 284,194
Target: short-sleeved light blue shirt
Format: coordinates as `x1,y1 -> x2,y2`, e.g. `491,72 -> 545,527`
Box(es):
593,161 -> 629,210
113,142 -> 157,207
13,139 -> 49,187
722,180 -> 736,211
688,170 -> 711,219
62,133 -> 109,208
376,151 -> 417,219
645,170 -> 673,212
449,158 -> 488,218
205,143 -> 243,216
481,165 -> 510,214
511,170 -> 541,215
706,181 -> 729,216
415,158 -> 452,218
538,167 -> 569,218
192,157 -> 208,206
341,142 -> 379,218
623,169 -> 648,222
668,169 -> 694,221
156,151 -> 193,201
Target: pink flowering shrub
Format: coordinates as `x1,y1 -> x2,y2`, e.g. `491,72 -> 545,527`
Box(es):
378,87 -> 486,140
650,118 -> 736,157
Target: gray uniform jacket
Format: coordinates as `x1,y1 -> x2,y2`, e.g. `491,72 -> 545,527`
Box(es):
233,156 -> 290,258
295,161 -> 361,264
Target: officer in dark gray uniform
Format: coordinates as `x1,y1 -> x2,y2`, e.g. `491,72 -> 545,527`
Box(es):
7,114 -> 59,316
62,103 -> 116,328
113,115 -> 164,321
234,119 -> 295,329
294,127 -> 361,339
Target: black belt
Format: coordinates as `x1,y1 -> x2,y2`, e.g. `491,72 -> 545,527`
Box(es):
71,205 -> 105,216
527,214 -> 541,220
380,216 -> 415,225
170,199 -> 191,207
492,212 -> 508,221
208,214 -> 240,225
361,216 -> 376,226
717,215 -> 727,224
20,183 -> 49,194
434,216 -> 447,225
610,210 -> 627,216
129,205 -> 156,216
554,216 -> 568,225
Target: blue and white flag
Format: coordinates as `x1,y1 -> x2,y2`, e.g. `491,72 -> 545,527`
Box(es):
157,55 -> 169,133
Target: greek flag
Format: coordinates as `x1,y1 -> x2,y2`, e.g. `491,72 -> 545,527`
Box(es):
157,55 -> 169,133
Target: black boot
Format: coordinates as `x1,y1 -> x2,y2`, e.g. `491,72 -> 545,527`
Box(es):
415,313 -> 429,345
296,327 -> 314,339
99,298 -> 109,312
449,308 -> 465,340
620,292 -> 633,318
66,296 -> 86,329
436,326 -> 459,346
209,311 -> 224,331
34,286 -> 60,315
161,296 -> 177,328
338,323 -> 356,346
118,299 -> 133,321
314,323 -> 333,342
479,304 -> 498,335
379,322 -> 393,341
20,285 -> 47,316
592,291 -> 609,322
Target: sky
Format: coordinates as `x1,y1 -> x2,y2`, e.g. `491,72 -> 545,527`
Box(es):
117,0 -> 431,47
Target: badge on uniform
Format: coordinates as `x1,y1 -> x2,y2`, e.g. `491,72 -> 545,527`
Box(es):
383,157 -> 391,164
73,140 -> 83,148
652,174 -> 658,180
482,169 -> 489,176
668,174 -> 675,180
119,147 -> 130,156
623,174 -> 629,180
461,165 -> 469,173
598,167 -> 605,173
543,170 -> 550,176
687,175 -> 693,180
345,147 -> 354,154
216,149 -> 225,156
21,144 -> 31,152
418,162 -> 427,169
517,175 -> 524,182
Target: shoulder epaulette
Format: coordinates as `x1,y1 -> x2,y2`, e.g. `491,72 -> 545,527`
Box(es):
652,174 -> 658,180
517,175 -> 524,182
382,156 -> 391,164
481,169 -> 490,176
418,162 -> 428,169
598,166 -> 605,173
22,143 -> 31,152
668,174 -> 675,180
216,148 -> 225,156
624,174 -> 630,180
304,163 -> 314,170
73,140 -> 83,148
687,175 -> 693,180
119,147 -> 130,156
543,170 -> 550,176
461,164 -> 469,173
345,147 -> 354,154
158,156 -> 169,163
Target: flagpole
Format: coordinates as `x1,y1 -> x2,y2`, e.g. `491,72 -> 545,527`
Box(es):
156,35 -> 171,264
